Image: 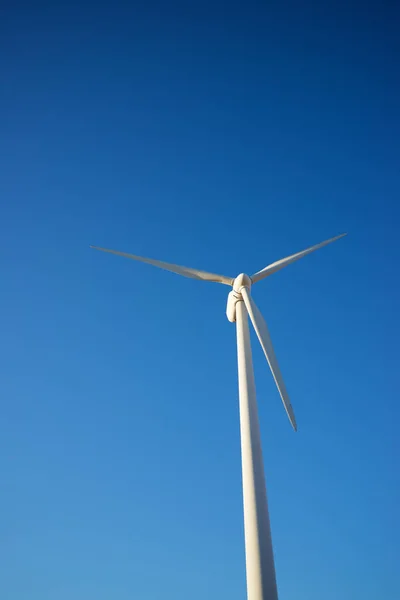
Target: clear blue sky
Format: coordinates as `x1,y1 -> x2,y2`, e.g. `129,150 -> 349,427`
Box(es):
1,2 -> 399,599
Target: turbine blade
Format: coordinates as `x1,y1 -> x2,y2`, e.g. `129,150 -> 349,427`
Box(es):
241,287 -> 297,431
90,246 -> 233,285
251,233 -> 347,283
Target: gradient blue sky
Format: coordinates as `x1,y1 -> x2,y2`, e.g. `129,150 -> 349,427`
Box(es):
1,2 -> 399,599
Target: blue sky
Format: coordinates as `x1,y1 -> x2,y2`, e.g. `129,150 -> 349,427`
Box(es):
1,2 -> 399,598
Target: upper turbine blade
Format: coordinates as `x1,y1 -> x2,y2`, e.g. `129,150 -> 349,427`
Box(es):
241,286 -> 297,431
251,233 -> 347,284
90,246 -> 233,285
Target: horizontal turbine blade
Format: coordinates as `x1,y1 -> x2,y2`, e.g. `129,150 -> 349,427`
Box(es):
241,286 -> 297,431
90,246 -> 233,285
251,233 -> 347,284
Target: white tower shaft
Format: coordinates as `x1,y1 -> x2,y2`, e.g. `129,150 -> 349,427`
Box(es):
236,299 -> 278,600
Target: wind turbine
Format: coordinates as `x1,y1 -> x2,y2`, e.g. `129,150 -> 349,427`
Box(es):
91,232 -> 346,600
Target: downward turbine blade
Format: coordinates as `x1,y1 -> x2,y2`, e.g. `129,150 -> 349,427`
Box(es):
251,233 -> 347,283
241,287 -> 297,431
90,246 -> 233,285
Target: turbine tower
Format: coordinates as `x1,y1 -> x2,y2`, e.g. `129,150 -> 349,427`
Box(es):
91,233 -> 346,600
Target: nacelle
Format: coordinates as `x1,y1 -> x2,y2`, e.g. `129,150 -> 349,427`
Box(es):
226,290 -> 242,322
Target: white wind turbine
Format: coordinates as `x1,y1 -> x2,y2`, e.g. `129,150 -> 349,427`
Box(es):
91,232 -> 346,600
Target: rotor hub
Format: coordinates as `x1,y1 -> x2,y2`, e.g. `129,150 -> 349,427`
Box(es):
233,273 -> 252,293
